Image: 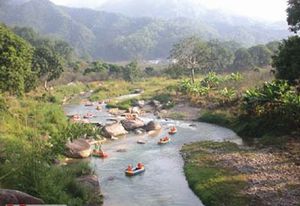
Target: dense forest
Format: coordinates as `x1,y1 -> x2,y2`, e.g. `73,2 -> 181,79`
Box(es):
0,0 -> 288,61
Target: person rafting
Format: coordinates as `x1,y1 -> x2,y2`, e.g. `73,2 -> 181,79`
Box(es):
127,165 -> 133,172
137,162 -> 143,169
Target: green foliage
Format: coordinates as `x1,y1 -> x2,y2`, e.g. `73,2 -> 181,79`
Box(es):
106,99 -> 136,110
1,0 -> 288,61
207,39 -> 234,71
287,0 -> 300,33
32,45 -> 63,83
243,80 -> 300,133
178,79 -> 209,96
0,92 -> 100,205
122,61 -> 140,82
266,41 -> 281,54
232,48 -> 254,70
248,45 -> 272,67
0,140 -> 94,205
0,24 -> 34,95
83,61 -> 125,80
272,36 -> 300,83
201,72 -> 224,88
218,87 -> 236,103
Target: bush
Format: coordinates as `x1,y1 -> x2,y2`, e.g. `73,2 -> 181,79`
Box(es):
242,80 -> 300,134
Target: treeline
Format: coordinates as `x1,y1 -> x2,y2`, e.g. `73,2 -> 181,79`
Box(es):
166,37 -> 279,80
195,0 -> 300,138
0,24 -> 73,95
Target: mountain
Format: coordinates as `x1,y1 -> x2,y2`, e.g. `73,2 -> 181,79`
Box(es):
0,0 -> 289,61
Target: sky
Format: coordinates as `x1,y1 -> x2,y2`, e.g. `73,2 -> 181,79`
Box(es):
49,0 -> 288,22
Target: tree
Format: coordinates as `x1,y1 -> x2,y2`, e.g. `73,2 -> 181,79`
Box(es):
169,37 -> 209,83
145,67 -> 156,76
248,45 -> 272,67
123,61 -> 140,82
272,36 -> 300,83
266,41 -> 281,54
12,26 -> 39,45
232,48 -> 254,70
32,45 -> 63,90
207,40 -> 234,71
14,26 -> 74,64
84,61 -> 107,75
0,25 -> 34,95
287,0 -> 300,33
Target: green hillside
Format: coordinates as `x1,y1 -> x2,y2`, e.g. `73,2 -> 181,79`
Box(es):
0,0 -> 289,61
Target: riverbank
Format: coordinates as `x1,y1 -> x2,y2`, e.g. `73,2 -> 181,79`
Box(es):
181,141 -> 300,206
0,83 -> 104,205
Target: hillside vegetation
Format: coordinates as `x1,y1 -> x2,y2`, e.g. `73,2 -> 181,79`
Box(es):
0,0 -> 288,61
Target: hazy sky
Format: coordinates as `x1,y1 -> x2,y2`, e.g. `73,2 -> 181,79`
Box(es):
50,0 -> 288,22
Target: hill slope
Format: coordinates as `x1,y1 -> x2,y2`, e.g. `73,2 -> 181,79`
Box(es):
0,0 -> 289,61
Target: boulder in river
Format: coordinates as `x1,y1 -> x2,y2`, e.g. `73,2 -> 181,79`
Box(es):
121,118 -> 145,131
0,189 -> 44,205
133,100 -> 145,108
65,138 -> 91,158
144,121 -> 162,131
102,123 -> 128,138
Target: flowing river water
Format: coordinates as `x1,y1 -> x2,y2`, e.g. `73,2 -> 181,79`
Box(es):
64,97 -> 242,206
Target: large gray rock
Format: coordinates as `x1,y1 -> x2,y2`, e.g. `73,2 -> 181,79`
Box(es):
102,123 -> 128,138
0,189 -> 44,205
121,118 -> 145,131
76,175 -> 102,206
65,138 -> 91,158
145,121 -> 162,131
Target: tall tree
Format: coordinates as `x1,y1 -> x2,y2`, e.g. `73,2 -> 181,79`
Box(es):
272,1 -> 300,83
123,61 -> 140,82
170,37 -> 209,83
232,48 -> 254,70
248,45 -> 272,67
207,40 -> 234,71
0,25 -> 34,95
32,45 -> 63,90
287,0 -> 300,33
272,36 -> 300,83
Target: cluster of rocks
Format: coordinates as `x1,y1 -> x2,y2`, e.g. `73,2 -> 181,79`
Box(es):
64,99 -> 163,159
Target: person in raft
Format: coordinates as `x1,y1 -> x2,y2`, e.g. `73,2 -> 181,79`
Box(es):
127,164 -> 133,172
137,162 -> 144,169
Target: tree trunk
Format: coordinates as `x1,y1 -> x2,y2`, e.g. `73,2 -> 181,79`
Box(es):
191,68 -> 195,84
44,80 -> 48,91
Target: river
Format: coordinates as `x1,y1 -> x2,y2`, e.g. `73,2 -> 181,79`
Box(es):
64,100 -> 242,206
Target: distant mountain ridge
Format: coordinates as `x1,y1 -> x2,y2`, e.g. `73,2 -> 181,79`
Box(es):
0,0 -> 289,61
